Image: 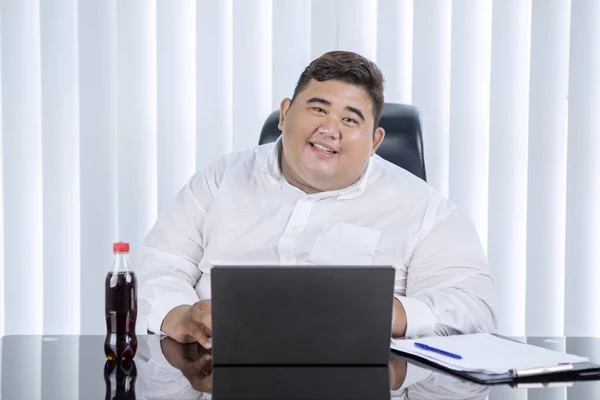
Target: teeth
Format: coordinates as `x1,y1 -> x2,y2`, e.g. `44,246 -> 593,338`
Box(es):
313,143 -> 333,153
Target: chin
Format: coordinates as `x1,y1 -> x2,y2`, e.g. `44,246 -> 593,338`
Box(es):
305,172 -> 339,190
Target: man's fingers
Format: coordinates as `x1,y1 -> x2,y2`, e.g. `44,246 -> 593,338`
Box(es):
182,302 -> 213,348
189,322 -> 213,349
190,307 -> 213,334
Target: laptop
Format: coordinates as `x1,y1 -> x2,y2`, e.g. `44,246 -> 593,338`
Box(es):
210,265 -> 395,366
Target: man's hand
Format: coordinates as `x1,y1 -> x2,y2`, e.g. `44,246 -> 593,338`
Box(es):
391,298 -> 408,338
161,300 -> 213,348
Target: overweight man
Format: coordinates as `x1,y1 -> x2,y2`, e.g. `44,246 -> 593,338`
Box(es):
138,50 -> 497,349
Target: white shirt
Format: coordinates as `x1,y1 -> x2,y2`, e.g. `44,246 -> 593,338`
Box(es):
138,138 -> 497,337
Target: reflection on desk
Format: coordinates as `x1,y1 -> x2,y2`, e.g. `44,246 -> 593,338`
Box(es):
1,335 -> 600,399
139,336 -> 490,399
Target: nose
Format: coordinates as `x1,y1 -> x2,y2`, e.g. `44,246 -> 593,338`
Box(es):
316,116 -> 341,139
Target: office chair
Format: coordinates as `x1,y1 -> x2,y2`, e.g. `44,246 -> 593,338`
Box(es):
258,103 -> 427,181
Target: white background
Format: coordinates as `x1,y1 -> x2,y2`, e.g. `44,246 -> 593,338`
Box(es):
1,0 -> 599,341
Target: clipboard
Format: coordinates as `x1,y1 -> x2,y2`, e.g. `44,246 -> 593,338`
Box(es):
392,349 -> 600,385
391,334 -> 600,385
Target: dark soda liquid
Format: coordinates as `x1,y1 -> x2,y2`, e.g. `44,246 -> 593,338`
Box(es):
105,271 -> 138,360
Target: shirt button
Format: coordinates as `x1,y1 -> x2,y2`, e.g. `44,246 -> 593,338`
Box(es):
291,227 -> 301,232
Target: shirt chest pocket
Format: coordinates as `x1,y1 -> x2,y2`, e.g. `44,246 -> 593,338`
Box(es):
309,223 -> 382,265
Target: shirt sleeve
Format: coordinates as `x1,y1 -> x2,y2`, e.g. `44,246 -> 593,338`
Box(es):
138,160 -> 223,334
395,204 -> 498,338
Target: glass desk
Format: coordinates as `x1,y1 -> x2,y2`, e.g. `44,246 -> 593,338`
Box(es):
1,335 -> 600,399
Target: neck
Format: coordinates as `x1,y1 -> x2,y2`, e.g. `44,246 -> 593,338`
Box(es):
279,151 -> 365,195
112,253 -> 130,272
280,153 -> 321,194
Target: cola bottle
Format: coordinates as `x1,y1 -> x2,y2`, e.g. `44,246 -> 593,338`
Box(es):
104,359 -> 137,400
105,242 -> 138,360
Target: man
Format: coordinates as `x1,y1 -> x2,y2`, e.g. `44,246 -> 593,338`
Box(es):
139,51 -> 497,349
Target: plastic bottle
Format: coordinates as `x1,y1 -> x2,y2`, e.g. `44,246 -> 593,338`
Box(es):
104,242 -> 138,360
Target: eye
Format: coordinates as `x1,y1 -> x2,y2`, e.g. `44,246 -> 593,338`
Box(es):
343,117 -> 358,124
312,107 -> 325,113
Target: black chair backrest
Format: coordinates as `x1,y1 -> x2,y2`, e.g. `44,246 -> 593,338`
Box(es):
258,103 -> 427,181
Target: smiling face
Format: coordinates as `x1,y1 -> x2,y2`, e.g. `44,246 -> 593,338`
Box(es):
278,79 -> 385,194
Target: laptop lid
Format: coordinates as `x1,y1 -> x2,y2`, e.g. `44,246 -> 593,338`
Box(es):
211,265 -> 395,366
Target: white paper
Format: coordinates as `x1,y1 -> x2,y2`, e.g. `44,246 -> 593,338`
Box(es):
391,333 -> 588,375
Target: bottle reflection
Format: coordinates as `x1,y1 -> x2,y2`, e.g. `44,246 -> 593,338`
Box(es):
104,359 -> 137,400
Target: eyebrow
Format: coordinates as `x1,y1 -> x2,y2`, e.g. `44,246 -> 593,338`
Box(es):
346,105 -> 365,122
306,97 -> 365,122
306,97 -> 331,106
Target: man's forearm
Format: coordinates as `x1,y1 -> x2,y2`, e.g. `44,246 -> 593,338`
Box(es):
391,298 -> 407,338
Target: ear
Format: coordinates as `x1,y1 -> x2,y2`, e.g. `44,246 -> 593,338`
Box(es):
278,98 -> 292,131
371,127 -> 385,156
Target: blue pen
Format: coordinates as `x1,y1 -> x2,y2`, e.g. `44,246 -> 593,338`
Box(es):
414,342 -> 463,360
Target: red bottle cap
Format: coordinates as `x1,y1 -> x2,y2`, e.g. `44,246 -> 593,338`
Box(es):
113,242 -> 130,253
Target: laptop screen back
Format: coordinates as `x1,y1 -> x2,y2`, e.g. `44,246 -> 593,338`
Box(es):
211,265 -> 395,366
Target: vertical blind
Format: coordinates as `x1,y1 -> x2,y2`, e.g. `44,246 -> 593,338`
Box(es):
1,0 -> 599,339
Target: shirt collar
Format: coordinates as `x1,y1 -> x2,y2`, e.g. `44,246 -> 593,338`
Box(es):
261,135 -> 372,200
